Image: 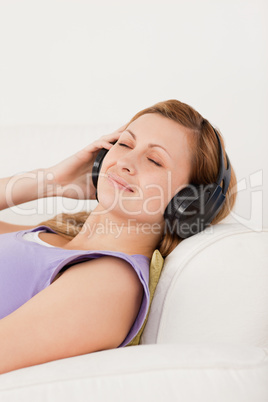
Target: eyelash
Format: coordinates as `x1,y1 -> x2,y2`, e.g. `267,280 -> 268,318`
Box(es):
118,143 -> 162,167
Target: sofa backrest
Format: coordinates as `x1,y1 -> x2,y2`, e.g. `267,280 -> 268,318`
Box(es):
141,223 -> 268,348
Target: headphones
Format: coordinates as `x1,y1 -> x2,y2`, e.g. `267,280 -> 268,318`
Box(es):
92,127 -> 231,238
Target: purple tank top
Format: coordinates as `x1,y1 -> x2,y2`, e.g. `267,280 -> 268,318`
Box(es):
0,225 -> 150,348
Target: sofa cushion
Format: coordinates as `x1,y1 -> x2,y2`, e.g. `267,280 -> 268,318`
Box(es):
0,343 -> 267,402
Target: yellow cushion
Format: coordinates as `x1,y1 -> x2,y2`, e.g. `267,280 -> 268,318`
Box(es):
126,249 -> 164,346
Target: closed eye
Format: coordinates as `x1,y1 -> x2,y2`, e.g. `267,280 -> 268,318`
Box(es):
118,143 -> 162,167
148,158 -> 162,167
118,143 -> 130,148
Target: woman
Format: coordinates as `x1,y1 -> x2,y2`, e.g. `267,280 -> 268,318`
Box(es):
0,99 -> 237,374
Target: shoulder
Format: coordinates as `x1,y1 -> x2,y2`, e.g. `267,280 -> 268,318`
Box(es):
57,253 -> 145,322
0,221 -> 37,235
62,254 -> 144,300
54,254 -> 145,346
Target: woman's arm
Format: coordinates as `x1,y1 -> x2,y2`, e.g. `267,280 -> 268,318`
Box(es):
0,168 -> 50,212
0,124 -> 127,212
0,255 -> 143,374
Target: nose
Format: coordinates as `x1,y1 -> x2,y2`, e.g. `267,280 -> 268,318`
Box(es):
116,150 -> 137,175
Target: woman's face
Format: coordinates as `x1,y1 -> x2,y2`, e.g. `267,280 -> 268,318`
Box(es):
97,113 -> 193,227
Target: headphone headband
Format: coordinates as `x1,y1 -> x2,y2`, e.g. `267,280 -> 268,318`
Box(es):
212,127 -> 231,194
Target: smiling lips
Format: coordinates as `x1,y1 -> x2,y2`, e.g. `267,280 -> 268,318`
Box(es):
107,173 -> 134,192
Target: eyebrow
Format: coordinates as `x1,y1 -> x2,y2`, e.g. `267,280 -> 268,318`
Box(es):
125,129 -> 172,158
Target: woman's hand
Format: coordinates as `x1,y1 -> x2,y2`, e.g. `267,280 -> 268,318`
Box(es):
45,124 -> 127,200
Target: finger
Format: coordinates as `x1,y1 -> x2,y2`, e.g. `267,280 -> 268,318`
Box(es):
82,140 -> 115,154
116,123 -> 128,132
98,123 -> 128,141
99,132 -> 122,141
81,125 -> 129,154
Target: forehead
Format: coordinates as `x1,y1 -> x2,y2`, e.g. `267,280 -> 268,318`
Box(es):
127,113 -> 192,162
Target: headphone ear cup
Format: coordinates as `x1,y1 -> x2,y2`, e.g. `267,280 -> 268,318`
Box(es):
164,184 -> 219,238
164,185 -> 202,237
92,141 -> 117,190
91,148 -> 110,202
92,148 -> 110,189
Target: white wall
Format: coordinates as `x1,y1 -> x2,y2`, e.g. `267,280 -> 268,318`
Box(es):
0,0 -> 267,228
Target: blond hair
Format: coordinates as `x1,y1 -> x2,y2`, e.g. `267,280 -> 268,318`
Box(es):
39,99 -> 237,257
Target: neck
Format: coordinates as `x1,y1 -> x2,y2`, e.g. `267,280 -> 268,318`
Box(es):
70,204 -> 164,259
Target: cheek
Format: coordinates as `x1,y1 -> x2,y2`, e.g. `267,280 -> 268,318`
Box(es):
143,171 -> 189,213
150,174 -> 172,197
142,176 -> 170,214
101,151 -> 115,172
100,145 -> 125,173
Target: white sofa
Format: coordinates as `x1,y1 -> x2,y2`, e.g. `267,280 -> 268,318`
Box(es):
0,127 -> 267,401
